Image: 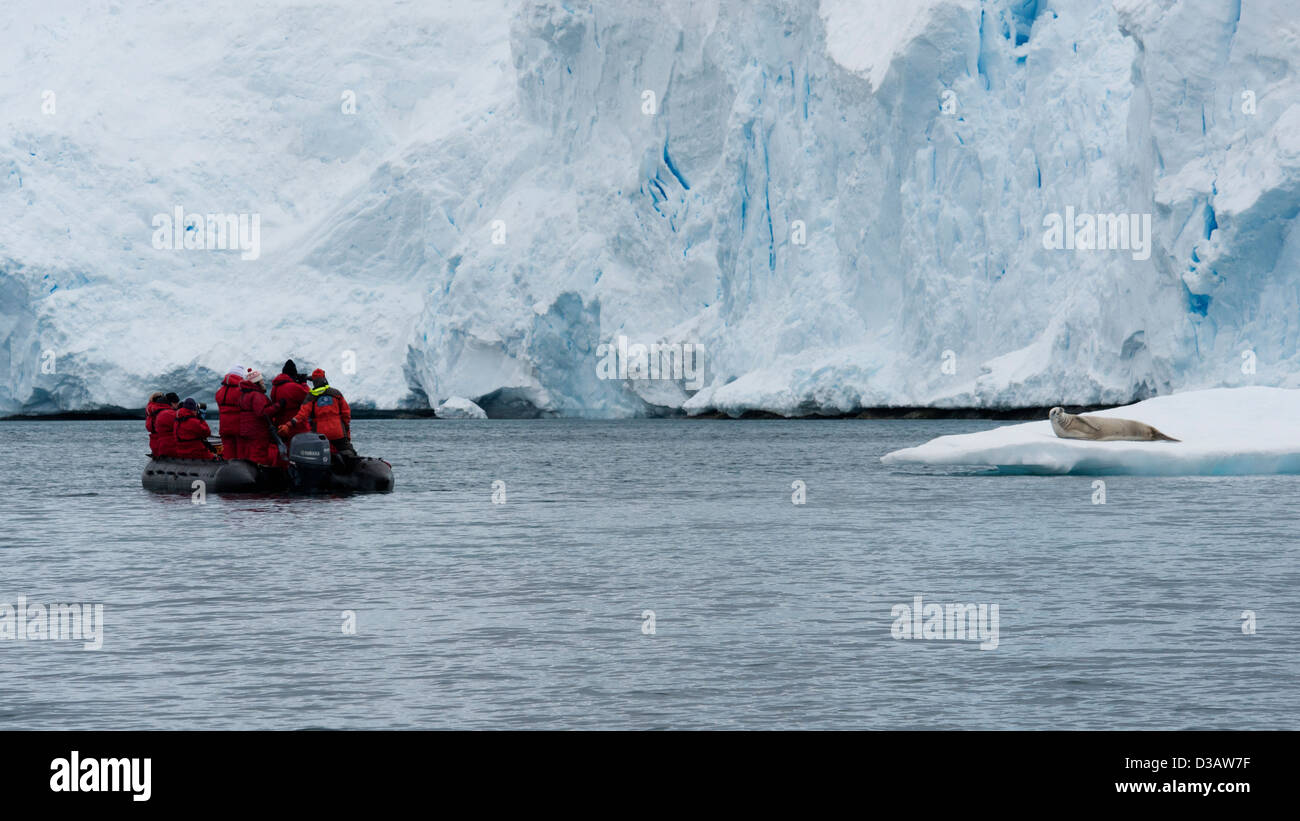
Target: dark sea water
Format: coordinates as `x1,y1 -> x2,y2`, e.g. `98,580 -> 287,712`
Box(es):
0,419 -> 1295,729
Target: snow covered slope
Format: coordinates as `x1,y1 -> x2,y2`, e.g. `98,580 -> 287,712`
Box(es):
881,386 -> 1300,475
3,1 -> 1299,415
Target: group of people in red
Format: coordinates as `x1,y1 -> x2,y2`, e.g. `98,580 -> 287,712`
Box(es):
144,393 -> 211,460
146,359 -> 355,466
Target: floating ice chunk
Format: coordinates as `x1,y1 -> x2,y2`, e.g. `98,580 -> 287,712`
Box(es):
881,387 -> 1300,476
436,396 -> 489,419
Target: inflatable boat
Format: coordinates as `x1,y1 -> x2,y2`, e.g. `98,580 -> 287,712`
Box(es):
142,433 -> 394,494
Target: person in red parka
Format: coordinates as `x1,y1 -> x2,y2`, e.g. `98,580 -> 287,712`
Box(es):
153,393 -> 181,458
279,368 -> 355,461
145,391 -> 170,456
174,399 -> 216,460
268,359 -> 310,428
214,365 -> 245,460
267,360 -> 310,468
237,370 -> 277,466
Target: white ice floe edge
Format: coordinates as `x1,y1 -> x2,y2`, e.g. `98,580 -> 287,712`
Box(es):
880,387 -> 1300,476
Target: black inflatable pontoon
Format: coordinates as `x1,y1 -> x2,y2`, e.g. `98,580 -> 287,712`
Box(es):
142,433 -> 393,494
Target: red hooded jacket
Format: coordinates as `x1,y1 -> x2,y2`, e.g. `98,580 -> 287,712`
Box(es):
238,380 -> 275,440
215,374 -> 243,441
269,374 -> 310,427
146,400 -> 171,456
174,408 -> 215,460
154,406 -> 179,458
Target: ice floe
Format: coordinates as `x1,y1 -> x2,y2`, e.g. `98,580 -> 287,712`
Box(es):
881,387 -> 1300,475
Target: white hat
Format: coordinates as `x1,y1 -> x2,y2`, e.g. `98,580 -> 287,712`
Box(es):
226,365 -> 246,378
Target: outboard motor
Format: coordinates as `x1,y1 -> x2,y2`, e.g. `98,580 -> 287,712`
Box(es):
288,433 -> 333,491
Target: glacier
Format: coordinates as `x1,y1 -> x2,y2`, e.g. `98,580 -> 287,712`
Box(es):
881,386 -> 1300,475
2,0 -> 1299,416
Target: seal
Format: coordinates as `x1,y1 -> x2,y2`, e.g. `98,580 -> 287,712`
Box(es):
1048,407 -> 1180,442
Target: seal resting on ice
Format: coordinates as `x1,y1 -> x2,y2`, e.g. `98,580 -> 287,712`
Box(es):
1048,406 -> 1180,442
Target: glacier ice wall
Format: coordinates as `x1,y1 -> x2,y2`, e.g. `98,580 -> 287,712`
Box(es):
3,0 -> 1299,416
0,0 -> 516,411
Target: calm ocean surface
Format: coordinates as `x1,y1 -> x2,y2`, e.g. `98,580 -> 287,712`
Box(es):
0,419 -> 1295,729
